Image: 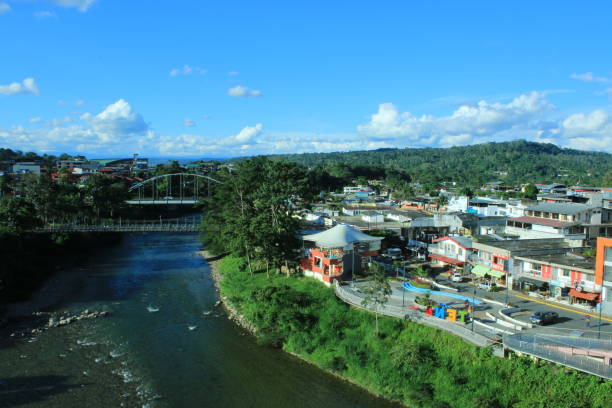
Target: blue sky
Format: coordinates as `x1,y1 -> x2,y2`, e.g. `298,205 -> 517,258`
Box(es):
1,0 -> 611,157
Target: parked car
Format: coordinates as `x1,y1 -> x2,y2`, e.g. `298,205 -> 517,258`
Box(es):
477,281 -> 496,291
450,272 -> 463,282
384,248 -> 403,260
530,311 -> 559,325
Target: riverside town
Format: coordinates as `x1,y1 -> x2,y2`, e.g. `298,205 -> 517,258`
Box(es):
1,2 -> 612,407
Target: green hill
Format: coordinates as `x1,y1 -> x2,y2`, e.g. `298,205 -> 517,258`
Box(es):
264,140 -> 612,187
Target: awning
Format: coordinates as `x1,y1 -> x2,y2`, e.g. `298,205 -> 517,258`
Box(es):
428,254 -> 466,265
518,277 -> 547,287
569,289 -> 600,301
471,265 -> 505,278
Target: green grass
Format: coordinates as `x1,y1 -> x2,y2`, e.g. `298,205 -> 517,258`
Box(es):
217,256 -> 611,408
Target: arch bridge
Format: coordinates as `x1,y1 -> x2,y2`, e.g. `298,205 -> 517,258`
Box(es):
126,173 -> 222,205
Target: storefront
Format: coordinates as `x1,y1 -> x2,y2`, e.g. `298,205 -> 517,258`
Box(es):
517,276 -> 549,293
471,265 -> 506,284
568,288 -> 600,307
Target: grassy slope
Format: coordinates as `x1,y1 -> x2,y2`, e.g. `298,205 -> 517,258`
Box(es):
217,256 -> 611,408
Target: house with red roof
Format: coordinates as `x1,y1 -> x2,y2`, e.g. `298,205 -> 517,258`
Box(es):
428,235 -> 474,272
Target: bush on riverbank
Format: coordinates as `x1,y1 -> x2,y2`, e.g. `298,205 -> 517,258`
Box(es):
217,255 -> 611,408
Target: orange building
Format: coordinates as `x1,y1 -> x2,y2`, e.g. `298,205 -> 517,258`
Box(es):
596,238 -> 612,315
300,224 -> 383,286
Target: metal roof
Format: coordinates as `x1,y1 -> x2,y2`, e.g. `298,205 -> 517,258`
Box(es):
525,202 -> 597,215
510,216 -> 577,228
515,253 -> 595,272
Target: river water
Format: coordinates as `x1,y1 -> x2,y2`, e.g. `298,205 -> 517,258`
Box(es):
0,233 -> 401,407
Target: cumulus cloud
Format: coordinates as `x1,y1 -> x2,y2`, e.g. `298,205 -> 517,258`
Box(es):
51,0 -> 95,12
0,98 -> 151,154
0,78 -> 39,96
183,118 -> 196,128
357,91 -> 553,147
228,85 -> 262,98
0,2 -> 10,14
570,72 -> 609,83
169,65 -> 207,77
88,99 -> 149,137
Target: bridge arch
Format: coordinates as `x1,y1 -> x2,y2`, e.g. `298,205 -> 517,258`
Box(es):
127,173 -> 222,205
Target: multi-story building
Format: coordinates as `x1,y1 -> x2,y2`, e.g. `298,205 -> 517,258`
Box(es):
514,253 -> 599,307
505,202 -> 605,242
299,224 -> 382,285
471,238 -> 580,287
428,236 -> 474,272
596,238 -> 612,315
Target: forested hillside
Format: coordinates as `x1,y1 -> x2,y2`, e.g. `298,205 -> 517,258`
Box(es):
265,140 -> 612,187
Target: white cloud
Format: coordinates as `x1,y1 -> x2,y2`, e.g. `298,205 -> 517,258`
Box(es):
169,65 -> 207,77
357,91 -> 553,147
228,85 -> 262,98
0,78 -> 39,96
0,2 -> 10,14
29,117 -> 43,124
570,72 -> 609,83
50,0 -> 95,12
183,118 -> 196,128
0,98 -> 151,154
88,99 -> 149,137
228,71 -> 239,76
35,10 -> 57,19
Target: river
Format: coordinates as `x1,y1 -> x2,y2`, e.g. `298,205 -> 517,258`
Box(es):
0,233 -> 401,407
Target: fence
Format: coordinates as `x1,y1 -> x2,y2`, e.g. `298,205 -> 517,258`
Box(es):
37,218 -> 201,233
504,333 -> 612,380
334,282 -> 493,347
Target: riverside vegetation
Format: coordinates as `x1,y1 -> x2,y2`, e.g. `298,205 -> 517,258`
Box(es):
216,256 -> 611,408
202,156 -> 611,408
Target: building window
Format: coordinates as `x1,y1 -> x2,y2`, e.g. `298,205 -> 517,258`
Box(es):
562,269 -> 570,277
314,257 -> 322,269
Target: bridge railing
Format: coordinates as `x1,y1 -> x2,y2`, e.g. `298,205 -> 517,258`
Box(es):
504,333 -> 612,379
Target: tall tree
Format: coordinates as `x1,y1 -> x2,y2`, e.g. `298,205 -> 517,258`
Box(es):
361,263 -> 391,336
202,157 -> 312,275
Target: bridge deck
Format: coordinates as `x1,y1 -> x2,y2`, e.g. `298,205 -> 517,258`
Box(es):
37,225 -> 200,233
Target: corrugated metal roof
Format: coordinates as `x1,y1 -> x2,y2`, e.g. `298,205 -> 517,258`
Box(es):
510,216 -> 576,228
525,202 -> 597,215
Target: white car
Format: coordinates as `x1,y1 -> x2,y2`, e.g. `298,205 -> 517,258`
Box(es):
450,272 -> 463,282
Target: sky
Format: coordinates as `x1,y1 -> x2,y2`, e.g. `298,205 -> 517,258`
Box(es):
1,0 -> 612,158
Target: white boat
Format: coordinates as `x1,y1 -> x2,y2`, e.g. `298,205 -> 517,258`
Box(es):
147,306 -> 160,313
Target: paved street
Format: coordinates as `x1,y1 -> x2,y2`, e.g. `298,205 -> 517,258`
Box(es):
346,272 -> 612,341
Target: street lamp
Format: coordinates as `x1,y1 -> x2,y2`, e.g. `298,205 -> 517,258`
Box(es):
402,263 -> 406,307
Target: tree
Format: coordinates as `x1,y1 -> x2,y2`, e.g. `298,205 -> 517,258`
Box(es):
435,195 -> 448,207
523,183 -> 538,200
202,157 -> 313,276
361,263 -> 391,336
460,186 -> 474,198
0,197 -> 41,236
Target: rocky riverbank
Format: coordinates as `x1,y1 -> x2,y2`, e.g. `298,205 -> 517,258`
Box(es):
197,250 -> 257,334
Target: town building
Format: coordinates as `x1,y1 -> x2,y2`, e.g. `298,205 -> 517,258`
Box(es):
299,224 -> 383,285
513,252 -> 599,308
428,235 -> 474,272
596,237 -> 612,315
471,238 -> 580,288
11,162 -> 41,175
505,202 -> 606,242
